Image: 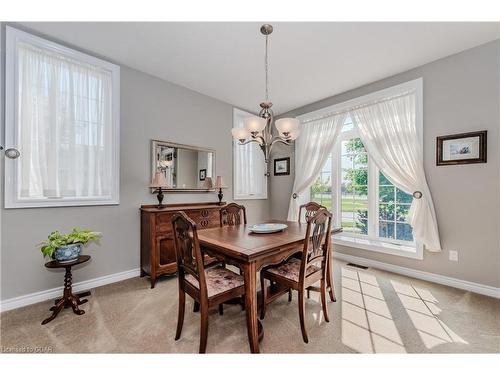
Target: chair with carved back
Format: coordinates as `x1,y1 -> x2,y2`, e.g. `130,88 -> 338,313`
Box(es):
260,209 -> 333,343
219,202 -> 247,309
172,211 -> 246,353
298,201 -> 326,223
298,201 -> 336,302
220,202 -> 247,227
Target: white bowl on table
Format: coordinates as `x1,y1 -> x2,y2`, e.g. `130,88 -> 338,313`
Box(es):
248,223 -> 288,234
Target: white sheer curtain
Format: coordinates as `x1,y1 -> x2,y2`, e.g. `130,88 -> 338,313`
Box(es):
233,109 -> 266,199
18,42 -> 113,199
287,113 -> 347,221
350,92 -> 441,251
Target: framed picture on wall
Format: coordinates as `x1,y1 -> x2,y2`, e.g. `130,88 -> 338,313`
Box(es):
199,169 -> 206,181
274,157 -> 290,176
436,131 -> 487,166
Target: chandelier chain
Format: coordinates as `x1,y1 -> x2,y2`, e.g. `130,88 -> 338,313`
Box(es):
231,24 -> 297,167
265,34 -> 269,102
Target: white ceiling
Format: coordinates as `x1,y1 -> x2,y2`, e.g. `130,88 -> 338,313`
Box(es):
18,22 -> 500,114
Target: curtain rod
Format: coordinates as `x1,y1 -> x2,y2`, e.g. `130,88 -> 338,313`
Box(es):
299,90 -> 415,125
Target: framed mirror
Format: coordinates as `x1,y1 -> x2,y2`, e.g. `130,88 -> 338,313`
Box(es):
151,140 -> 216,192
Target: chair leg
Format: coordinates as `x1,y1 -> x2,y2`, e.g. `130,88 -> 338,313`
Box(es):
175,289 -> 186,340
328,282 -> 336,302
307,288 -> 310,299
288,289 -> 293,302
327,253 -> 336,302
320,278 -> 330,323
298,290 -> 309,343
260,276 -> 267,320
218,304 -> 224,316
199,303 -> 209,354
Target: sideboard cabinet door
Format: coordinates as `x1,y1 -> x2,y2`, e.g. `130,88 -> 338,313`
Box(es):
140,202 -> 225,288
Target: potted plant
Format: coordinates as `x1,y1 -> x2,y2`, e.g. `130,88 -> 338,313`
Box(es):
38,228 -> 102,263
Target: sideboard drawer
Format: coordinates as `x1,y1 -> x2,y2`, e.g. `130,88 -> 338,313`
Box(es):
191,210 -> 220,229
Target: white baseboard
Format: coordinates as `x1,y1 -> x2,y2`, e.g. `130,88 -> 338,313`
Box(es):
2,253 -> 498,312
334,252 -> 500,299
0,268 -> 140,312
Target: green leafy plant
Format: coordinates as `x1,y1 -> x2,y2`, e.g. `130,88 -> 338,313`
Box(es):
38,228 -> 102,258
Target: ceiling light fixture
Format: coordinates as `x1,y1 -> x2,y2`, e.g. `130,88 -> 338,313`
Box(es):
231,24 -> 299,173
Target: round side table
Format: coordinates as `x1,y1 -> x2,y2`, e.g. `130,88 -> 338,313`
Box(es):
41,255 -> 91,325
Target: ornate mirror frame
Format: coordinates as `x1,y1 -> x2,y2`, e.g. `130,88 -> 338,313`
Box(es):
151,140 -> 216,193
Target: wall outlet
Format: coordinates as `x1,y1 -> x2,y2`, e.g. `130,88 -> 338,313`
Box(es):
449,250 -> 459,262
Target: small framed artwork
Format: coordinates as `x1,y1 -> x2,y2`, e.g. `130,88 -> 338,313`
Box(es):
436,131 -> 487,166
199,169 -> 206,181
274,157 -> 290,176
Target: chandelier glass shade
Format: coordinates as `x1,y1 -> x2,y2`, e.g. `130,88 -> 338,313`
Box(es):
231,24 -> 299,166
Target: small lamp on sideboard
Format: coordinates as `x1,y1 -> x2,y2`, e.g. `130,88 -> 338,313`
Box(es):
214,176 -> 227,206
202,176 -> 213,190
150,171 -> 169,208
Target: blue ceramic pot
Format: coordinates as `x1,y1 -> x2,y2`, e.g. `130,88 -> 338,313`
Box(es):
53,243 -> 82,263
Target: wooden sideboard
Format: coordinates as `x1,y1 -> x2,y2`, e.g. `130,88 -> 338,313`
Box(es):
140,202 -> 225,288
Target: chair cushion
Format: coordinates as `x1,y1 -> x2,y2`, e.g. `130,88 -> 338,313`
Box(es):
265,257 -> 320,282
185,267 -> 244,297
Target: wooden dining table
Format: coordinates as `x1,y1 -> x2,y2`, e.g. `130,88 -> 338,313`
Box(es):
197,220 -> 341,353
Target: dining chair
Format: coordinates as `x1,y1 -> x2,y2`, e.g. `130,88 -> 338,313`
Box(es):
220,202 -> 247,226
172,211 -> 246,353
298,201 -> 336,302
260,208 -> 333,343
219,202 -> 247,309
298,201 -> 326,223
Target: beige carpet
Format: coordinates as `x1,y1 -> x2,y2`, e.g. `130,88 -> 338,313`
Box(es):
1,260 -> 499,353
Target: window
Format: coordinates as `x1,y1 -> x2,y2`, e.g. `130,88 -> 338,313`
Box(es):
378,172 -> 414,242
310,154 -> 332,210
311,116 -> 419,258
233,108 -> 267,200
340,135 -> 368,235
5,27 -> 120,208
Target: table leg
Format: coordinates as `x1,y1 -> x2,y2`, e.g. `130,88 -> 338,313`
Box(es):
42,266 -> 91,325
70,295 -> 85,315
42,298 -> 65,325
76,291 -> 91,305
243,261 -> 259,353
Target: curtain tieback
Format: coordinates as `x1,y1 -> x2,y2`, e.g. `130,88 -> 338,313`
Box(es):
412,191 -> 423,199
292,193 -> 298,199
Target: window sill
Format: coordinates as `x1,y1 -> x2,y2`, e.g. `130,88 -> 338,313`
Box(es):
5,197 -> 120,209
332,234 -> 423,260
233,195 -> 268,201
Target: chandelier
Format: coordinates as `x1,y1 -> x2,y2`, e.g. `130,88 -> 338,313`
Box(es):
231,24 -> 299,167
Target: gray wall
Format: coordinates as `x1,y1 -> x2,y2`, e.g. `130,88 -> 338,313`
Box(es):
271,40 -> 500,288
0,24 -> 269,301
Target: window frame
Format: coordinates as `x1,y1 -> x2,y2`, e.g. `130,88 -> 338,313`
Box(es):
232,108 -> 268,200
4,26 -> 120,208
300,79 -> 424,259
